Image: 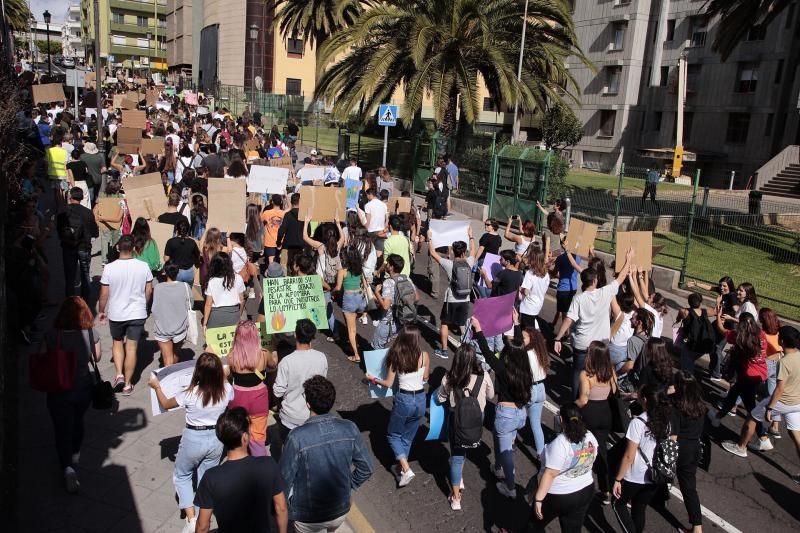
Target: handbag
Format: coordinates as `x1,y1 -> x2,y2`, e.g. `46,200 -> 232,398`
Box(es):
362,274 -> 378,312
86,330 -> 113,410
185,283 -> 200,345
608,376 -> 631,433
29,331 -> 77,393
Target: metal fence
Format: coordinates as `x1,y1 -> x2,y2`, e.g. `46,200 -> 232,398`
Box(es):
568,165 -> 800,321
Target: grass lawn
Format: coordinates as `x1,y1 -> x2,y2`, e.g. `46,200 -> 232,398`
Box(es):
566,168 -> 691,192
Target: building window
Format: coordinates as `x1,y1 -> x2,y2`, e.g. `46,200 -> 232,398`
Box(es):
159,17 -> 167,29
687,64 -> 701,93
726,113 -> 750,143
112,12 -> 124,24
653,111 -> 662,131
482,97 -> 497,112
665,19 -> 676,41
599,110 -> 616,137
605,66 -> 622,94
112,35 -> 126,45
747,25 -> 766,41
137,38 -> 149,48
610,21 -> 627,50
765,113 -> 774,136
660,66 -> 669,87
735,62 -> 759,93
137,15 -> 148,27
287,37 -> 303,55
689,16 -> 708,48
286,78 -> 302,96
775,59 -> 784,84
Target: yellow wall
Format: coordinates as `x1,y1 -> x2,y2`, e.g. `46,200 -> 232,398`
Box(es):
272,34 -> 316,96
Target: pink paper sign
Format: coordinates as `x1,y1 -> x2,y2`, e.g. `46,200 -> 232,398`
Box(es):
185,91 -> 198,105
479,253 -> 502,288
473,292 -> 516,337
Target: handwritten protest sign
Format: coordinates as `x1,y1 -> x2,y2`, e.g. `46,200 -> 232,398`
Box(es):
430,219 -> 470,249
257,322 -> 275,352
387,197 -> 412,214
149,360 -> 196,416
123,172 -> 164,220
296,165 -> 324,183
364,349 -> 392,398
299,187 -> 346,222
563,218 -> 597,258
206,325 -> 237,356
270,157 -> 294,171
616,231 -> 653,272
32,83 -> 66,104
207,179 -> 246,233
185,91 -> 198,105
262,275 -> 327,333
247,166 -> 289,195
473,292 -> 516,337
345,179 -> 360,209
156,100 -> 172,111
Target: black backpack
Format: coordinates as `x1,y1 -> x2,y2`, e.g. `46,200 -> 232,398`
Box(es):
452,373 -> 485,448
450,259 -> 473,299
637,417 -> 679,484
433,188 -> 448,218
683,309 -> 715,354
57,206 -> 85,249
392,275 -> 417,326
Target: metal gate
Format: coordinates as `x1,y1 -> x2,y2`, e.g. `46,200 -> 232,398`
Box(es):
488,146 -> 552,228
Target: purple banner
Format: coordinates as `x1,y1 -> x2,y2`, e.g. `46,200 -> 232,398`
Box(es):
473,292 -> 516,337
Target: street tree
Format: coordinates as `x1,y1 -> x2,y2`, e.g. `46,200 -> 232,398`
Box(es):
542,104 -> 583,151
36,40 -> 62,57
6,0 -> 32,32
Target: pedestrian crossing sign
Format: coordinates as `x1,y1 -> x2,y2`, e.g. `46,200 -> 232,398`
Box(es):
378,104 -> 398,127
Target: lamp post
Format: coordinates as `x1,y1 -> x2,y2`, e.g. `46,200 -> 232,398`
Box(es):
249,23 -> 259,97
146,31 -> 152,78
511,0 -> 529,144
43,9 -> 52,77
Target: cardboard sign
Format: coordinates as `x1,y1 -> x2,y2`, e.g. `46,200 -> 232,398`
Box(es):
112,94 -> 125,109
296,165 -> 323,183
149,360 -> 196,416
563,218 -> 598,258
146,89 -> 159,105
140,138 -> 165,155
247,166 -> 289,195
387,197 -> 412,214
148,222 -> 175,261
263,275 -> 327,333
122,109 -> 146,129
270,157 -> 294,171
32,84 -> 66,104
299,186 -> 346,222
120,98 -> 138,110
185,91 -> 198,105
616,231 -> 653,272
126,91 -> 142,103
116,126 -> 142,154
206,325 -> 237,357
156,100 -> 172,111
134,78 -> 148,86
345,179 -> 360,209
430,219 -> 470,249
207,179 -> 246,232
97,197 -> 123,230
123,172 -> 164,221
244,139 -> 260,152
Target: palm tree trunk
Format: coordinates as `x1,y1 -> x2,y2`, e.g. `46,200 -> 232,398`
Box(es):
436,90 -> 459,157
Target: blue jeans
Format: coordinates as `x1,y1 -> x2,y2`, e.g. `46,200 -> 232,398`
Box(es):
342,291 -> 366,313
176,267 -> 194,285
173,428 -> 224,510
609,343 -> 628,371
767,359 -> 779,397
63,248 -> 92,302
526,382 -> 546,455
493,404 -> 527,490
387,391 -> 426,461
572,348 -> 587,400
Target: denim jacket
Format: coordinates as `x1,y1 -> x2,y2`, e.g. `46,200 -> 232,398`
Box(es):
279,413 -> 374,523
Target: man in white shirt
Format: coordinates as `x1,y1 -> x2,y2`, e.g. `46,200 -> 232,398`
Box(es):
97,235 -> 154,396
364,188 -> 388,257
341,156 -> 362,182
554,248 -> 632,398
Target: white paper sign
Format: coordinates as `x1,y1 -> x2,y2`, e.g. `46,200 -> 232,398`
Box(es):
296,166 -> 324,183
156,100 -> 172,111
430,219 -> 470,249
197,106 -> 209,115
247,166 -> 289,194
85,108 -> 97,118
149,360 -> 196,416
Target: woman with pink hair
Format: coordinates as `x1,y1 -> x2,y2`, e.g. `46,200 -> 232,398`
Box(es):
227,320 -> 277,455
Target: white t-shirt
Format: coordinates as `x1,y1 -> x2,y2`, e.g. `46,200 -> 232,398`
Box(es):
520,271 -> 550,316
624,414 -> 658,484
737,301 -> 758,320
342,166 -> 362,181
542,432 -> 599,494
439,257 -> 476,303
205,275 -> 246,307
100,258 -> 153,321
610,310 -> 635,348
176,383 -> 234,426
567,280 -> 620,351
230,246 -> 247,273
167,133 -> 181,148
643,303 -> 664,339
364,198 -> 388,232
528,349 -> 548,382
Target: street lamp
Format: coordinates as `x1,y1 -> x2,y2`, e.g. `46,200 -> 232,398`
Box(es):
146,31 -> 152,78
511,0 -> 529,144
249,24 -> 259,95
43,9 -> 52,77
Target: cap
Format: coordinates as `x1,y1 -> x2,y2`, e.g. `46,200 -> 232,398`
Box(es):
310,149 -> 318,156
84,142 -> 99,155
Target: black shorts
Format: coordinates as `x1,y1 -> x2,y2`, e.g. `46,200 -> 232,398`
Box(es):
440,301 -> 470,327
556,290 -> 576,313
369,231 -> 386,252
264,246 -> 278,258
109,318 -> 146,342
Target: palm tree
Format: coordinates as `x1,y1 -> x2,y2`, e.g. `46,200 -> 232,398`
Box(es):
314,0 -> 587,153
704,0 -> 792,61
5,0 -> 32,33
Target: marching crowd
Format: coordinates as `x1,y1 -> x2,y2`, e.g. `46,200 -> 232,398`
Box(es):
12,78 -> 800,533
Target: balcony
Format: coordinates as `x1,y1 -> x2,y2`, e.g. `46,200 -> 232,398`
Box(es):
111,22 -> 160,35
111,44 -> 167,59
110,0 -> 167,15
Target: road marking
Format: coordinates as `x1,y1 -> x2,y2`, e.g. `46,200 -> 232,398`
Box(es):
346,502 -> 375,533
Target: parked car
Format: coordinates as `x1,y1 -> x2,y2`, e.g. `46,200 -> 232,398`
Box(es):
62,57 -> 75,68
53,55 -> 63,66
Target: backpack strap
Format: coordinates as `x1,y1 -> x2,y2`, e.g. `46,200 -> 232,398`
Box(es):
468,372 -> 484,398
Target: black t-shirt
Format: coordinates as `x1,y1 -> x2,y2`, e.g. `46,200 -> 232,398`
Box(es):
195,455 -> 285,533
164,236 -> 200,269
158,210 -> 187,228
67,160 -> 89,182
287,122 -> 299,136
200,153 -> 225,178
478,233 -> 502,258
491,268 -> 524,297
671,407 -> 704,441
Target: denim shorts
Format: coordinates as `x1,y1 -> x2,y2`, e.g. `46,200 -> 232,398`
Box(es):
342,291 -> 366,313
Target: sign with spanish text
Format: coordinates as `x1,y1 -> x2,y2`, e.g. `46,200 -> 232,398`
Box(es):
262,275 -> 327,333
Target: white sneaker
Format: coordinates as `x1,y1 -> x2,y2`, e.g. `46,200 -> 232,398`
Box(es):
496,481 -> 516,499
360,315 -> 369,325
460,478 -> 465,491
398,468 -> 416,487
493,464 -> 505,480
64,466 -> 79,493
181,517 -> 197,533
707,410 -> 721,428
721,440 -> 748,458
748,438 -> 774,452
449,495 -> 462,510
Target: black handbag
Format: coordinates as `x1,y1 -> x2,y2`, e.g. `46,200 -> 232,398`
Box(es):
86,330 -> 113,410
608,377 -> 631,433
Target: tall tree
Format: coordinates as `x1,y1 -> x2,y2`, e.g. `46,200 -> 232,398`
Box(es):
5,0 -> 32,33
314,0 -> 588,154
542,103 -> 583,151
705,0 -> 792,61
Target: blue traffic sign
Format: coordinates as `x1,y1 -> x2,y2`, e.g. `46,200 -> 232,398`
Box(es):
378,104 -> 398,127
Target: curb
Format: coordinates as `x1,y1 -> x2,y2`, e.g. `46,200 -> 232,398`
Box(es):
344,502 -> 375,533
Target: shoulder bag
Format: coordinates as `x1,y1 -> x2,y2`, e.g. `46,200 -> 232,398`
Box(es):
86,329 -> 113,409
29,331 -> 77,393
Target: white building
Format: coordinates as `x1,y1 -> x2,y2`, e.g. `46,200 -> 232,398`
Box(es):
62,4 -> 84,59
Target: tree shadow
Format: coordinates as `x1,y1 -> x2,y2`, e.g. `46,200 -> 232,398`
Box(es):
753,472 -> 800,522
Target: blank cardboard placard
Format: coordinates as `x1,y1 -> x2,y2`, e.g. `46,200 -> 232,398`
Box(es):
207,179 -> 247,232
122,109 -> 146,129
244,139 -> 260,152
97,197 -> 122,230
563,218 -> 598,258
148,222 -> 175,261
32,84 -> 66,104
126,91 -> 142,103
247,166 -> 289,195
299,187 -> 346,222
112,94 -> 125,109
116,127 -> 142,154
270,157 -> 294,171
616,231 -> 653,272
430,219 -> 470,249
120,98 -> 138,110
146,89 -> 159,105
140,138 -> 165,155
124,172 -> 164,221
387,197 -> 412,214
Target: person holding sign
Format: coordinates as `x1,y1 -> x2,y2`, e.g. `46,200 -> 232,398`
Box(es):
505,215 -> 537,260
202,253 -> 246,329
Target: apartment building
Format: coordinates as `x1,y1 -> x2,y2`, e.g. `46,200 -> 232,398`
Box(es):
62,4 -> 84,60
80,0 -> 168,72
567,0 -> 800,187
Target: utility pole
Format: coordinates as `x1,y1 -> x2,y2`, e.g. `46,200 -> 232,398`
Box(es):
511,0 -> 529,144
93,0 -> 103,89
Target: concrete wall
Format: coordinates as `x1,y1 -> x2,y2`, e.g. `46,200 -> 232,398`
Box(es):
203,0 -> 246,86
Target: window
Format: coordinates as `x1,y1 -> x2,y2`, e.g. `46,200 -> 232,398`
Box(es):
112,12 -> 124,24
736,62 -> 759,93
747,25 -> 766,41
611,21 -> 627,50
599,110 -> 616,137
286,78 -> 302,96
652,111 -> 662,131
775,59 -> 784,84
482,97 -> 498,112
687,64 -> 701,92
112,35 -> 126,45
605,66 -> 622,94
137,15 -> 147,27
726,113 -> 750,143
137,38 -> 149,48
660,66 -> 669,87
287,37 -> 303,55
159,17 -> 167,29
665,19 -> 676,41
765,113 -> 774,136
689,16 -> 708,47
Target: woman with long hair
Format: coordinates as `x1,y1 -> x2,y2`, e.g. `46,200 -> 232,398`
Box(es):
635,337 -> 675,392
131,217 -> 162,274
471,313 -> 533,499
200,227 -> 226,292
159,137 -> 177,189
334,245 -> 367,363
630,267 -> 668,338
612,385 -> 675,533
541,211 -> 566,259
151,261 -> 193,366
759,308 -> 783,438
505,215 -> 537,259
610,291 -> 637,370
349,226 -> 377,286
671,371 -> 707,533
377,166 -> 395,196
149,352 -> 233,532
575,341 -> 615,504
710,276 -> 737,381
366,326 -> 430,487
224,158 -> 248,179
520,246 -> 551,334
164,218 -> 200,285
303,217 -> 345,342
437,344 -> 495,510
227,321 -> 277,456
41,297 -> 101,493
190,194 -> 208,240
523,325 -> 550,456
245,203 -> 265,264
530,403 -> 598,533
202,252 -> 245,330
